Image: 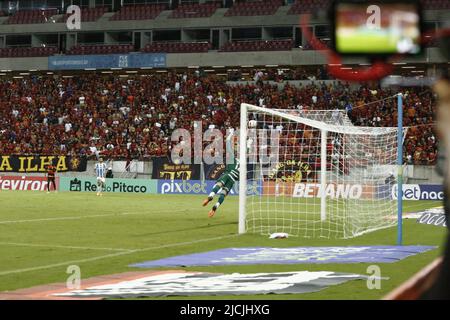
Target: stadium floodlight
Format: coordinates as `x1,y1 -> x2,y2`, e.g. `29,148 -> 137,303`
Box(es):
239,103 -> 405,239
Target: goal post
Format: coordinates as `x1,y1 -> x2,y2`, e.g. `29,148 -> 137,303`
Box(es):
320,129 -> 327,222
238,103 -> 402,239
238,103 -> 248,234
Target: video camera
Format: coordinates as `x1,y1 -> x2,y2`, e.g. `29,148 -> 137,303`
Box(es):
331,0 -> 423,56
330,0 -> 449,70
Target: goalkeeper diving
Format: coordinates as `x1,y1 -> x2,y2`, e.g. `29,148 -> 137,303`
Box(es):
203,131 -> 245,217
202,157 -> 240,217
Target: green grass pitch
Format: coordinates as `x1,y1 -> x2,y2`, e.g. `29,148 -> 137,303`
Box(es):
0,190 -> 446,300
336,33 -> 399,54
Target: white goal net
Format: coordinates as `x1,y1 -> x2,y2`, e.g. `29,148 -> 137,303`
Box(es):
238,103 -> 401,239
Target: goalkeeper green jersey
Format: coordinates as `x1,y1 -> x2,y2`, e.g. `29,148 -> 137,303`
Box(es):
224,159 -> 240,181
216,159 -> 240,192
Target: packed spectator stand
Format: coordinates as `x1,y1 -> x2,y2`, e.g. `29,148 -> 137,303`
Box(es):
0,71 -> 437,165
0,0 -> 443,166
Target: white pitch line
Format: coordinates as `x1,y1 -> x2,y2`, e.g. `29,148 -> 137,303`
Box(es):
0,251 -> 129,277
0,213 -> 128,224
0,211 -> 170,224
0,234 -> 238,276
0,242 -> 134,252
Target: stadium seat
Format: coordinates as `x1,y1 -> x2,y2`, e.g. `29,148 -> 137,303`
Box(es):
67,44 -> 133,55
59,7 -> 108,23
4,9 -> 58,24
288,0 -> 330,14
225,0 -> 282,17
0,46 -> 58,57
219,39 -> 293,52
169,2 -> 220,19
421,0 -> 450,9
109,4 -> 166,21
141,42 -> 210,53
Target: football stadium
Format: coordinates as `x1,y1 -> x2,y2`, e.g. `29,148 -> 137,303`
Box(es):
0,0 -> 449,307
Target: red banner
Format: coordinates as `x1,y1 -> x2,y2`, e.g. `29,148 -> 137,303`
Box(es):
0,176 -> 59,191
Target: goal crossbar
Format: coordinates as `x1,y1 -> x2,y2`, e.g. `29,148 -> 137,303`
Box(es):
243,103 -> 397,136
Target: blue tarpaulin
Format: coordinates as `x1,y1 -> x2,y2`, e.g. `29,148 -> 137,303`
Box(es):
130,246 -> 436,268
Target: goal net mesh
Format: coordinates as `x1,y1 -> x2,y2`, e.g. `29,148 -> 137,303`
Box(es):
241,104 -> 400,239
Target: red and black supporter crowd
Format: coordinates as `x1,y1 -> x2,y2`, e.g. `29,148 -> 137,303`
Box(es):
0,70 -> 437,165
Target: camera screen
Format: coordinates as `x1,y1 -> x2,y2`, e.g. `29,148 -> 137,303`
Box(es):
334,1 -> 422,55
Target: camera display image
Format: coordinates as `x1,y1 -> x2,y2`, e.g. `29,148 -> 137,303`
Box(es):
335,2 -> 421,54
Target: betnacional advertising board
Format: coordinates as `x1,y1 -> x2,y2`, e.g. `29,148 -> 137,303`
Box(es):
391,184 -> 444,201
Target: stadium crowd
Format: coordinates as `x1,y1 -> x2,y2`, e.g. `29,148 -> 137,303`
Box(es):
0,70 -> 437,165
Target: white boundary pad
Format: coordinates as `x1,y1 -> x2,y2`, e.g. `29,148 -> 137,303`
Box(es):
53,271 -> 367,298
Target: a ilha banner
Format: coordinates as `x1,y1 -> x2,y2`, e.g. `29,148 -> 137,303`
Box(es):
0,155 -> 87,173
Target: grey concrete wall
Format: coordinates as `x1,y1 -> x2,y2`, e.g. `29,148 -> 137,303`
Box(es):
0,57 -> 48,70
0,47 -> 444,71
406,166 -> 443,185
166,47 -> 446,68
